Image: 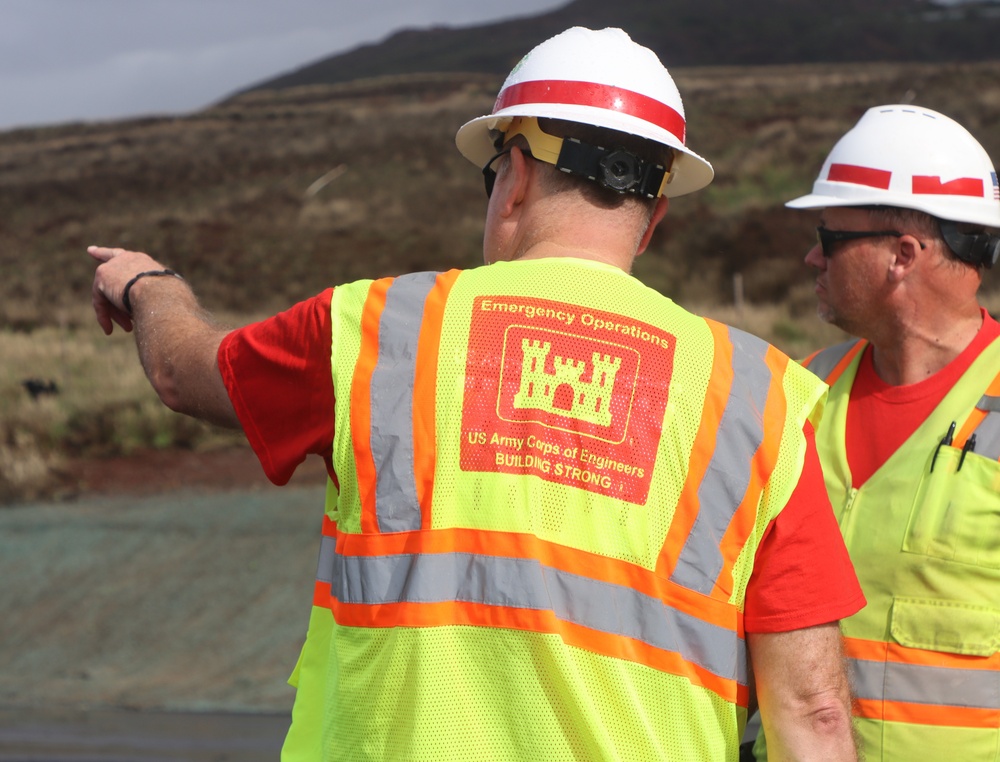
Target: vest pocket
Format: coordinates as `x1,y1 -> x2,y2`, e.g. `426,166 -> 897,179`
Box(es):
886,599 -> 1000,760
891,597 -> 1000,656
903,445 -> 1000,569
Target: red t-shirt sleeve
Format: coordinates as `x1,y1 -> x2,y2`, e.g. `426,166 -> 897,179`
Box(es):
743,421 -> 866,633
217,288 -> 336,485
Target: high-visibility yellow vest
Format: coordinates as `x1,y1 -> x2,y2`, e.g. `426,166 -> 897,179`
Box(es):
800,337 -> 1000,761
282,258 -> 824,761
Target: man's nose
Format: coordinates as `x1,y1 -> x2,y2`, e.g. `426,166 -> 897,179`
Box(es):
804,243 -> 826,269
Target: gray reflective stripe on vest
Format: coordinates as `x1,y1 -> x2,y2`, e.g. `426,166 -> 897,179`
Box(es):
316,534 -> 336,585
803,339 -> 859,382
369,272 -> 438,533
332,549 -> 748,687
669,327 -> 770,596
850,657 -> 1000,710
973,396 -> 1000,461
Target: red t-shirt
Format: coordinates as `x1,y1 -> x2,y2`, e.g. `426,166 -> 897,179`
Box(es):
845,309 -> 1000,486
218,288 -> 864,634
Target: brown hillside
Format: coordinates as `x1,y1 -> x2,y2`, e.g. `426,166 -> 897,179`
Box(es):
1,61 -> 1000,503
3,60 -> 1000,332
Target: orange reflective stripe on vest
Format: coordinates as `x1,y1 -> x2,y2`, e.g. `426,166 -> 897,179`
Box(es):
413,270 -> 458,515
955,370 -> 1000,458
970,393 -> 1000,459
845,636 -> 1000,728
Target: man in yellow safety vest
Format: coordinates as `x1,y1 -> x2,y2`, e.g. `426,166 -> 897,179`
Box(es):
88,27 -> 864,761
754,105 -> 1000,761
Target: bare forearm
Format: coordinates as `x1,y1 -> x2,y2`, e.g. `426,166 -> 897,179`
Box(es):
88,246 -> 240,429
750,624 -> 858,761
130,278 -> 238,427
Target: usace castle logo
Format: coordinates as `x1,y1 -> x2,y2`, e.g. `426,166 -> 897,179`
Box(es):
514,339 -> 622,428
461,295 -> 674,504
496,324 -> 640,445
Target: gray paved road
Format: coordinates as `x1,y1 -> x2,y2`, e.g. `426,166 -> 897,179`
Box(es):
0,707 -> 288,761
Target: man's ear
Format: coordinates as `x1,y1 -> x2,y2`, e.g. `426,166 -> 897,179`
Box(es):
888,234 -> 921,282
496,145 -> 532,218
637,196 -> 669,255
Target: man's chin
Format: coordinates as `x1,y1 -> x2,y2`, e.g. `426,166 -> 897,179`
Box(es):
817,307 -> 859,336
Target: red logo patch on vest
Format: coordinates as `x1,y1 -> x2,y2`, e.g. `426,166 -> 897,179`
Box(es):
461,295 -> 675,504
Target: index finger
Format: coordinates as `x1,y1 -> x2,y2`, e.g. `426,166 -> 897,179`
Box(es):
87,245 -> 125,263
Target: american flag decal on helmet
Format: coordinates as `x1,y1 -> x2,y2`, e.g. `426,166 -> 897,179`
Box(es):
992,171 -> 999,201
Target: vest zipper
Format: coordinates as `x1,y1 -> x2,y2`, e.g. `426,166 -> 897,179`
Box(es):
839,487 -> 859,529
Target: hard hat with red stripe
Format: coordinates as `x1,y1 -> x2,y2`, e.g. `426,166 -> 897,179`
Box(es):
787,104 -> 1000,228
455,27 -> 714,198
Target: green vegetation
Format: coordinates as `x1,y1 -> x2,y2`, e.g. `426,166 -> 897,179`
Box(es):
2,61 -> 999,502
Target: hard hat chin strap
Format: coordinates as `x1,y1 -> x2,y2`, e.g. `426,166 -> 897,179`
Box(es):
940,220 -> 1000,268
501,117 -> 673,199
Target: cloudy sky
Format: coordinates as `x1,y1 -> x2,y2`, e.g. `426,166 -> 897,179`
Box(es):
0,0 -> 568,131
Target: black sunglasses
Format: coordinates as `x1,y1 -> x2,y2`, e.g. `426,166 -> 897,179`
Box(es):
482,148 -> 536,198
815,227 -> 904,258
482,149 -> 511,198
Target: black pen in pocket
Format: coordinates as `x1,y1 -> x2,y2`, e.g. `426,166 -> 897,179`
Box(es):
957,433 -> 978,472
930,421 -> 957,473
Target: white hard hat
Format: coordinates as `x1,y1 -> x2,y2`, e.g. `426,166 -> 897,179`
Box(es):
787,104 -> 1000,228
455,26 -> 714,198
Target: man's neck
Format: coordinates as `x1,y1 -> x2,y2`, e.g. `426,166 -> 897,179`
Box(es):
511,240 -> 635,271
870,306 -> 984,386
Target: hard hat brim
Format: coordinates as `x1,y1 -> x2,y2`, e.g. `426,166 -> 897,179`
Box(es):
786,190 -> 1000,228
785,192 -> 843,210
455,108 -> 714,199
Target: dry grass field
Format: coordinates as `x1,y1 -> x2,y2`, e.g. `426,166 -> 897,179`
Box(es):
2,61 -> 1000,502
